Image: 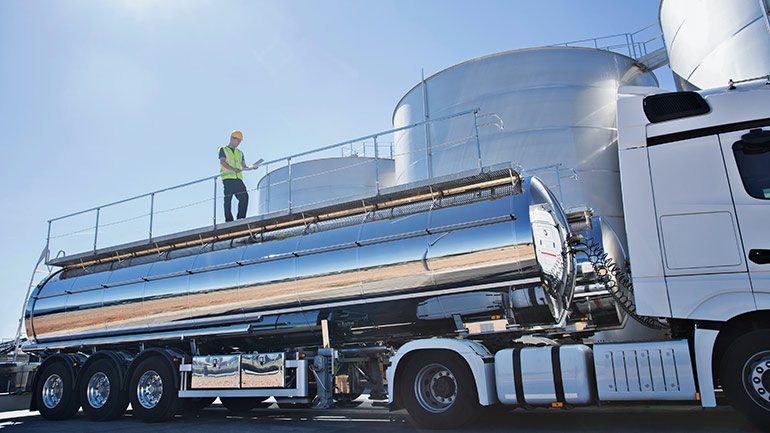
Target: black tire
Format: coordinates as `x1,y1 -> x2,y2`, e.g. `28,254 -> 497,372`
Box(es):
220,397 -> 268,413
398,351 -> 480,429
79,359 -> 129,421
180,397 -> 216,413
128,357 -> 179,422
34,361 -> 81,420
720,329 -> 770,431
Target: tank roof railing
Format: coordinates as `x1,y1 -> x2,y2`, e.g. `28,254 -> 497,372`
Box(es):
548,23 -> 665,61
46,163 -> 522,270
47,107 -> 480,226
44,107 -> 496,265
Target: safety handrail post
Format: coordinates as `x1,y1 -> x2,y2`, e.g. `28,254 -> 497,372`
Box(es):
93,208 -> 100,254
149,193 -> 155,241
474,110 -> 483,170
213,177 -> 218,228
421,69 -> 433,179
287,157 -> 293,213
265,163 -> 271,213
373,136 -> 380,194
45,221 -> 52,260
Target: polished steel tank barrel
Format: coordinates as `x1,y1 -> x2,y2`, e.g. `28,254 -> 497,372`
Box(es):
392,47 -> 657,247
256,157 -> 395,214
660,0 -> 770,91
25,174 -> 574,348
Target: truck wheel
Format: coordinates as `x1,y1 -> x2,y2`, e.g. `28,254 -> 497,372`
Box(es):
34,361 -> 80,420
399,351 -> 480,429
128,357 -> 179,422
720,329 -> 770,429
79,359 -> 128,421
220,397 -> 268,413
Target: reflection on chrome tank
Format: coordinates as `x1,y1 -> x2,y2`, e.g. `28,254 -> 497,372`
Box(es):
27,175 -> 582,347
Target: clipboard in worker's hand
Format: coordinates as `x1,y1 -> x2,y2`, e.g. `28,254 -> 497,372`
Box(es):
251,158 -> 264,169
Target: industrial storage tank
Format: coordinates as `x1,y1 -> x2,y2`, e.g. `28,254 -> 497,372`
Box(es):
392,47 -> 657,244
660,0 -> 770,90
256,157 -> 395,214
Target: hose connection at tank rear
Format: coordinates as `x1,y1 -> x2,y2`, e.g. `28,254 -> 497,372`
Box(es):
569,235 -> 668,330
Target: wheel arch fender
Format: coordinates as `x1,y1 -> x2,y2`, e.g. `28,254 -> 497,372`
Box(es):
76,351 -> 134,392
30,353 -> 86,411
712,310 -> 770,371
692,309 -> 770,408
386,339 -> 497,407
126,348 -> 185,392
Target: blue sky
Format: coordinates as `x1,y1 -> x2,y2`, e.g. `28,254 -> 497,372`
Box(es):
0,0 -> 670,338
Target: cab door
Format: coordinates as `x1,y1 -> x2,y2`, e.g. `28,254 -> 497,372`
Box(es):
720,128 -> 770,310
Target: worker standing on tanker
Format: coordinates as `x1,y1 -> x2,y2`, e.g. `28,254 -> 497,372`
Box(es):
219,130 -> 253,222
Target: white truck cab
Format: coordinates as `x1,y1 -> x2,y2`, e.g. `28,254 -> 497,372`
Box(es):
618,82 -> 770,322
388,82 -> 770,430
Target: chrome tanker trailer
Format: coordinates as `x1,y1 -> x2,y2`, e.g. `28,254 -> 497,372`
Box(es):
20,165 -> 631,423
16,80 -> 770,431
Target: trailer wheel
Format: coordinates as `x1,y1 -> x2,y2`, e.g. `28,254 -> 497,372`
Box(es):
720,329 -> 770,430
34,361 -> 80,420
79,359 -> 128,421
220,397 -> 268,412
399,351 -> 480,429
128,357 -> 179,422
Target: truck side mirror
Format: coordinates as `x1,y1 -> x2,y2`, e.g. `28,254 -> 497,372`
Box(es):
740,129 -> 770,154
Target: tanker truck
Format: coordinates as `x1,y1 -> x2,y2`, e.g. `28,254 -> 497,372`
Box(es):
9,77 -> 770,430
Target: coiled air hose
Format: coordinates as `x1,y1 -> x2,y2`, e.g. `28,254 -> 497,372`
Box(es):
569,236 -> 668,330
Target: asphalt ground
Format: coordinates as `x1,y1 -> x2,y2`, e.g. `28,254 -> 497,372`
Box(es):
0,397 -> 762,433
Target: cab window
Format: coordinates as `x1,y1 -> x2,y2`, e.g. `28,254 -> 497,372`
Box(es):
732,130 -> 770,200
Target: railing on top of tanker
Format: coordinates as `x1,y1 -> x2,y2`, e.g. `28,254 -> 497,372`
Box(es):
43,108 -> 508,263
549,23 -> 664,60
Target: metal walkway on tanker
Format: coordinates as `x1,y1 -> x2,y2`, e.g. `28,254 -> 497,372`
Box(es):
43,108 -> 508,270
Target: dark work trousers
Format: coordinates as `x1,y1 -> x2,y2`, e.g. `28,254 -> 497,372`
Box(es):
222,178 -> 249,222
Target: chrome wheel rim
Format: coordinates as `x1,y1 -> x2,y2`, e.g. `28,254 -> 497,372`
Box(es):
744,349 -> 770,410
42,374 -> 63,409
414,363 -> 457,413
137,370 -> 163,409
87,372 -> 111,409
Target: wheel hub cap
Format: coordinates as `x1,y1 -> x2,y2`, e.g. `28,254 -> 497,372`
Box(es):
137,370 -> 163,409
41,374 -> 63,409
87,372 -> 111,409
414,363 -> 458,413
745,350 -> 770,408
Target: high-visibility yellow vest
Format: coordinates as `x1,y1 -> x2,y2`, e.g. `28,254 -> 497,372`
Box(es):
219,146 -> 244,180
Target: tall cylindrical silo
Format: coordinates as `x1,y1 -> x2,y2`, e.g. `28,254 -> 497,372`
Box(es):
392,47 -> 657,244
256,157 -> 395,214
660,0 -> 770,90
